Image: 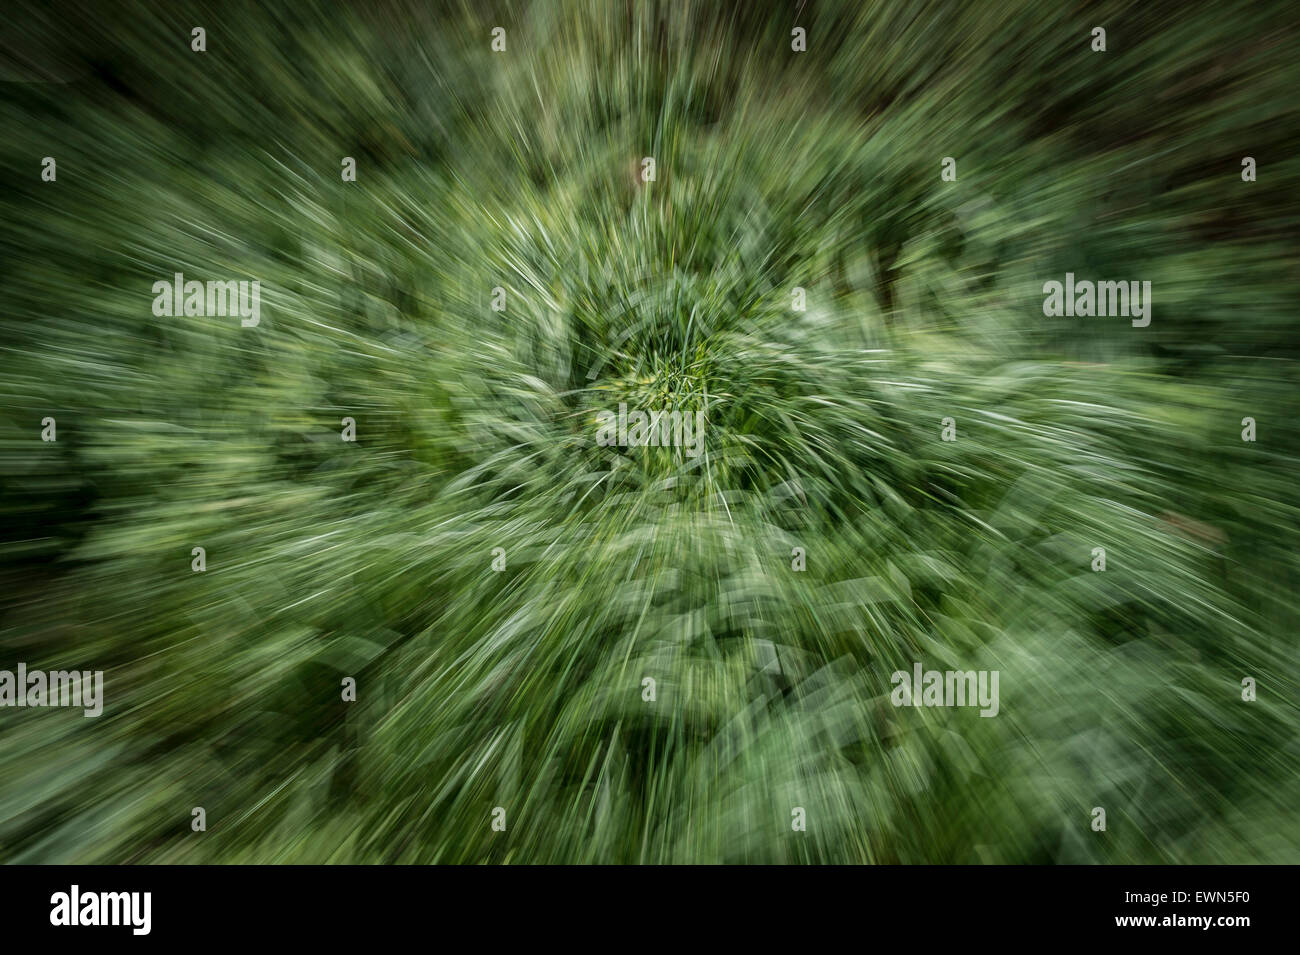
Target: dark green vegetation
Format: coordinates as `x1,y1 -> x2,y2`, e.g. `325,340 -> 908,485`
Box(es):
1,0 -> 1297,862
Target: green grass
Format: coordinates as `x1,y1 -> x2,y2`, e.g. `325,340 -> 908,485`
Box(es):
0,0 -> 1298,863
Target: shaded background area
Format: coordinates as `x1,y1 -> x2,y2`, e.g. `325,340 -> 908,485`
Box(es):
1,0 -> 1297,862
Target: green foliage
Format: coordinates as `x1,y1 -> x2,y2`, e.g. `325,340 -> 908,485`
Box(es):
1,0 -> 1297,863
